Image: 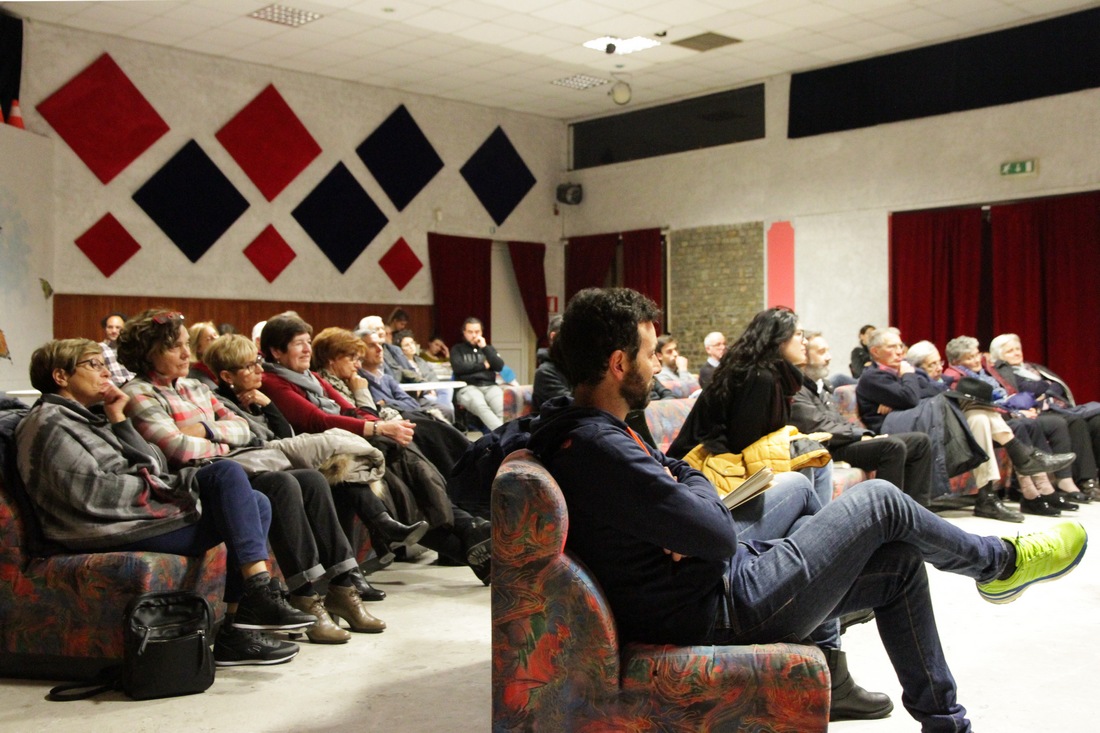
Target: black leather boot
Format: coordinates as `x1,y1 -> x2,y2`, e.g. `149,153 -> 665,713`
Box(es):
346,569 -> 386,602
826,648 -> 894,721
370,512 -> 429,549
973,483 -> 1024,523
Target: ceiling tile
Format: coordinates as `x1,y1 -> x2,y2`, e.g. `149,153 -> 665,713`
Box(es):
531,0 -> 621,27
638,0 -> 730,26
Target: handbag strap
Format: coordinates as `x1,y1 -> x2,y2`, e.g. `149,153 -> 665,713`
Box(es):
47,665 -> 122,701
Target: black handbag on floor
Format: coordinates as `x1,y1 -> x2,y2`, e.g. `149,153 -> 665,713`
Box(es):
48,590 -> 216,701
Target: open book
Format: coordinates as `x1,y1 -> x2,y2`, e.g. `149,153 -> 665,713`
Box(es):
722,466 -> 776,511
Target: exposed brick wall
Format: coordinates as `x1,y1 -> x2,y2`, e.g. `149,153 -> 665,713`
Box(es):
667,223 -> 765,370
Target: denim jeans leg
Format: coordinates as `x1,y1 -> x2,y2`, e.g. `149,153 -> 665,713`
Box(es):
195,461 -> 272,602
717,480 -> 1006,732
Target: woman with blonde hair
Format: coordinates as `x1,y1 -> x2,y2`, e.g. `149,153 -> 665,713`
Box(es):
187,320 -> 220,389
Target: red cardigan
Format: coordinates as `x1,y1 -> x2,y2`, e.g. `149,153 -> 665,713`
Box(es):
260,370 -> 379,436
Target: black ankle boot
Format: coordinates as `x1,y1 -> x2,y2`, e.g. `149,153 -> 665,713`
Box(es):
346,569 -> 386,602
826,648 -> 894,721
370,512 -> 429,549
974,484 -> 1024,523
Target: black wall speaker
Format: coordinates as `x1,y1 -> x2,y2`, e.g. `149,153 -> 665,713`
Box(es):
556,183 -> 583,205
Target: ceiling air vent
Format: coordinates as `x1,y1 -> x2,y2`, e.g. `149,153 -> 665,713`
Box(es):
672,32 -> 741,52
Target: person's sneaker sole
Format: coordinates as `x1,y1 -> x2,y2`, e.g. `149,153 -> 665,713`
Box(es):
465,537 -> 491,568
978,523 -> 1088,604
215,646 -> 299,666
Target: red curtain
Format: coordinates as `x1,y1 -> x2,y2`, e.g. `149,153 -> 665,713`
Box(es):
565,233 -> 618,303
991,191 -> 1100,402
889,207 -> 984,350
621,228 -> 663,310
507,240 -> 549,347
428,233 -> 493,344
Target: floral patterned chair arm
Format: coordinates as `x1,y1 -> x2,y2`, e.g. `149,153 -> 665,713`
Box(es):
491,449 -> 829,733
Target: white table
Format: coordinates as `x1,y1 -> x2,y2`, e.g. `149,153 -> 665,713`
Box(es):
397,380 -> 466,393
4,389 -> 41,399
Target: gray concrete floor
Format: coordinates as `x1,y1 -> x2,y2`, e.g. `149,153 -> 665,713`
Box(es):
0,503 -> 1096,732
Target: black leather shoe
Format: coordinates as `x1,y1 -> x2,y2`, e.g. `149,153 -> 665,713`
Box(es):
1058,489 -> 1091,504
1014,449 -> 1076,476
974,488 -> 1024,523
826,649 -> 894,721
347,570 -> 386,602
1046,492 -> 1079,511
372,513 -> 430,549
1019,496 -> 1061,516
358,549 -> 394,576
1078,478 -> 1100,501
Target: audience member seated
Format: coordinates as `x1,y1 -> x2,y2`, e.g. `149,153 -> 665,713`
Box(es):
312,327 -> 469,477
394,329 -> 455,423
655,334 -> 693,385
532,315 -> 569,415
989,332 -> 1100,501
17,338 -> 312,666
203,333 -> 421,599
187,320 -> 220,389
943,336 -> 1087,513
257,313 -> 492,584
849,324 -> 874,378
356,315 -> 418,383
698,331 -> 725,390
117,311 -> 386,639
792,331 -> 934,506
450,317 -> 505,431
669,307 -> 833,505
857,328 -> 1072,522
420,335 -> 450,365
98,311 -> 134,387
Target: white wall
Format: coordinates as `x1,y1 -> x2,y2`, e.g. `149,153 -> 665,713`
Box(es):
14,22 -> 567,308
0,124 -> 54,394
562,73 -> 1100,355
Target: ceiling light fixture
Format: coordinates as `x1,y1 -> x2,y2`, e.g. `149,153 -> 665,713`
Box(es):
583,36 -> 660,55
552,74 -> 611,91
248,4 -> 322,28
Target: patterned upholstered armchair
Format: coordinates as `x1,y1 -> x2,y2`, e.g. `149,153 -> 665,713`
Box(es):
491,449 -> 830,732
0,402 -> 226,680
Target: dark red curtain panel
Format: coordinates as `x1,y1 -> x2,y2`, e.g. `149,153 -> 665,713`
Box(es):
507,240 -> 549,347
621,228 -> 664,310
889,207 -> 983,349
565,233 -> 618,303
991,191 -> 1100,402
428,233 -> 493,345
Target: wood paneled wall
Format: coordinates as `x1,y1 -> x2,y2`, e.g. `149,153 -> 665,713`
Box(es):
53,294 -> 435,345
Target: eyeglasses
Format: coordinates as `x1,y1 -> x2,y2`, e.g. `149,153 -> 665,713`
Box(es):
75,358 -> 107,371
152,311 -> 184,324
235,356 -> 264,371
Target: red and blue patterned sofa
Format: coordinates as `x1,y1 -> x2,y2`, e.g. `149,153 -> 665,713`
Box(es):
0,400 -> 226,681
491,449 -> 829,732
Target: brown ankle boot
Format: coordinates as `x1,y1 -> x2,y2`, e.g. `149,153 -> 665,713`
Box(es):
324,585 -> 386,633
288,593 -> 351,644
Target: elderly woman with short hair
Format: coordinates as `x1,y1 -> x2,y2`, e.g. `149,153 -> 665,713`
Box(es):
259,313 -> 492,584
989,333 -> 1100,501
118,311 -> 386,639
942,335 -> 1084,515
187,320 -> 221,389
16,338 -> 312,665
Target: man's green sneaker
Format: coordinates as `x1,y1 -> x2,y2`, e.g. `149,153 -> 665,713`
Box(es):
977,521 -> 1087,604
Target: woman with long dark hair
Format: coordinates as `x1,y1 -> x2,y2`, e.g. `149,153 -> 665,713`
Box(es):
668,307 -> 834,503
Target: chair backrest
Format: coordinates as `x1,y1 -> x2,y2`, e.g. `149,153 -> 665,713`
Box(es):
491,449 -> 623,731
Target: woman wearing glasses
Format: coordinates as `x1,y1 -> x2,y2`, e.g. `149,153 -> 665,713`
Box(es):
15,339 -> 314,666
117,310 -> 388,642
202,333 -> 428,580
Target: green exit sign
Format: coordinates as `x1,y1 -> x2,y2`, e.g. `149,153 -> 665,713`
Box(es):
1000,159 -> 1037,175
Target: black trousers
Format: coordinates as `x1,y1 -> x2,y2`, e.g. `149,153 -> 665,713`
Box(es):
250,468 -> 358,592
831,432 -> 933,506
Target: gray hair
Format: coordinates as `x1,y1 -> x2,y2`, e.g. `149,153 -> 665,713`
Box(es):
703,331 -> 724,348
989,333 -> 1021,363
905,340 -> 939,368
945,336 -> 979,365
867,327 -> 900,351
